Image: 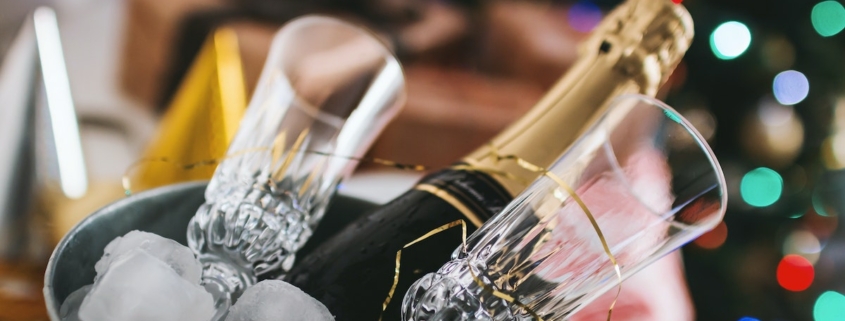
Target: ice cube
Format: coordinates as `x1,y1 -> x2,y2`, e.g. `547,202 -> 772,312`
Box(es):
225,280 -> 334,321
60,284 -> 91,321
94,230 -> 202,284
78,249 -> 215,321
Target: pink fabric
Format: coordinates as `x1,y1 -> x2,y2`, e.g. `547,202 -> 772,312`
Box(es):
521,145 -> 694,320
531,145 -> 674,281
569,252 -> 694,321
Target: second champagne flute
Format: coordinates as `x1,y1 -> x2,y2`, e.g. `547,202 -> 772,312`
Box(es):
403,94 -> 727,320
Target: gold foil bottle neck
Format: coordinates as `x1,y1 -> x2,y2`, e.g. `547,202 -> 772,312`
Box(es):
588,0 -> 693,92
464,0 -> 694,195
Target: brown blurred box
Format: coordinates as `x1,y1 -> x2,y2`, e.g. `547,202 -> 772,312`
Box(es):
120,7 -> 550,167
120,0 -> 225,107
371,65 -> 544,167
227,20 -> 543,167
227,21 -> 276,95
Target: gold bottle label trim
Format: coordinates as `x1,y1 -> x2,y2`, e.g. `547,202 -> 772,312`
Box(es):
414,168 -> 513,228
415,184 -> 483,227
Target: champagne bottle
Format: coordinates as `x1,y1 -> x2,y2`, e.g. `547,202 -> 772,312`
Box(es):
285,0 -> 693,319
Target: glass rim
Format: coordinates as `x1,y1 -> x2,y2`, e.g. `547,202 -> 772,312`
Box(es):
603,93 -> 728,226
272,14 -> 407,88
257,14 -> 407,129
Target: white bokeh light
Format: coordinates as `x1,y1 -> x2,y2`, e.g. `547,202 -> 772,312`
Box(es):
710,21 -> 752,60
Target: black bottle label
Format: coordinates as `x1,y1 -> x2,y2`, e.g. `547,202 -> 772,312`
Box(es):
285,168 -> 512,321
414,166 -> 512,226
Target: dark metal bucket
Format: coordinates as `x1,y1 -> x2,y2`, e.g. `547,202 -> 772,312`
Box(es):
43,181 -> 375,320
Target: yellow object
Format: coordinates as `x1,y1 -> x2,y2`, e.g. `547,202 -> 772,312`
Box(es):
131,28 -> 247,191
49,181 -> 126,242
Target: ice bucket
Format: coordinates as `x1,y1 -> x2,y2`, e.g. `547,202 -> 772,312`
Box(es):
42,181 -> 376,320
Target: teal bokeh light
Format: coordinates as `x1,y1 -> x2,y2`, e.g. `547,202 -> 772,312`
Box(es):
812,1 -> 845,37
740,167 -> 783,207
814,291 -> 845,321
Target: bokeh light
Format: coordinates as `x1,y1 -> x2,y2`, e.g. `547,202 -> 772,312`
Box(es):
710,21 -> 752,60
782,230 -> 821,264
822,98 -> 845,169
823,132 -> 845,169
777,254 -> 814,291
804,207 -> 839,239
761,36 -> 796,71
740,167 -> 783,207
683,108 -> 717,141
743,98 -> 804,168
738,317 -> 760,321
812,191 -> 833,217
758,99 -> 795,127
812,1 -> 845,37
568,1 -> 603,33
814,291 -> 845,321
694,221 -> 728,249
773,70 -> 810,105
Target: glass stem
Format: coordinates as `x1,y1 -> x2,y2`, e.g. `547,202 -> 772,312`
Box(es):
199,256 -> 256,321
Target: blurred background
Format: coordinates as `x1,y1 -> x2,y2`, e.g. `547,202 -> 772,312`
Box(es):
1,0 -> 844,320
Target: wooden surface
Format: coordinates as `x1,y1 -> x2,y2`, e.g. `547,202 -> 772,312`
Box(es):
120,0 -> 224,107
0,261 -> 48,321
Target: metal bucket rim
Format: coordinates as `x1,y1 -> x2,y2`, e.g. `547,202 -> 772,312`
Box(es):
42,180 -> 208,320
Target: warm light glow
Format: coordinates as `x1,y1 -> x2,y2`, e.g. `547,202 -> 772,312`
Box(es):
568,1 -> 603,33
743,98 -> 804,168
773,70 -> 810,105
782,230 -> 821,265
758,100 -> 794,127
812,1 -> 845,37
777,254 -> 814,292
711,21 -> 752,60
740,167 -> 783,207
814,291 -> 845,321
822,98 -> 845,169
805,207 -> 839,239
683,108 -> 717,141
835,97 -> 845,129
761,36 -> 795,71
694,221 -> 727,249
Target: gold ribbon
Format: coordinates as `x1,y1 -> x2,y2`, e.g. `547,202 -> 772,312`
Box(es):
121,144 -> 621,321
467,263 -> 543,320
542,171 -> 622,321
450,145 -> 622,321
376,149 -> 621,321
378,220 -> 467,321
121,147 -> 429,196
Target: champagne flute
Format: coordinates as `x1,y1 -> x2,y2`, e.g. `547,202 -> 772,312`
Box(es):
186,15 -> 405,319
403,94 -> 726,321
